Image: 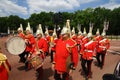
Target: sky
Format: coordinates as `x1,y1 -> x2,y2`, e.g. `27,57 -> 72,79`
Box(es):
0,0 -> 120,19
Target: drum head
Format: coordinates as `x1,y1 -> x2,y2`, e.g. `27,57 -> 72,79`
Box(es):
6,36 -> 26,55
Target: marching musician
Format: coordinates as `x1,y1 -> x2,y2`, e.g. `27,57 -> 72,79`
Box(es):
80,26 -> 97,79
80,34 -> 97,79
24,24 -> 36,71
44,28 -> 50,56
0,47 -> 11,80
52,27 -> 78,80
17,25 -> 26,63
50,33 -> 58,62
96,30 -> 110,69
35,29 -> 48,80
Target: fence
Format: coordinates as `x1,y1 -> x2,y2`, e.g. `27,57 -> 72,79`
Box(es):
107,35 -> 120,40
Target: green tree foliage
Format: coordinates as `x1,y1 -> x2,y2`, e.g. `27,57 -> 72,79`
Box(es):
0,7 -> 120,35
109,7 -> 120,35
0,17 -> 8,32
29,12 -> 54,32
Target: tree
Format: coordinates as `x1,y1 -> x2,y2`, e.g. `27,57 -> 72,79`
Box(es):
0,7 -> 120,35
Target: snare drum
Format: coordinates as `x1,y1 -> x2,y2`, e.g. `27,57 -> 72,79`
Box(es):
29,55 -> 43,70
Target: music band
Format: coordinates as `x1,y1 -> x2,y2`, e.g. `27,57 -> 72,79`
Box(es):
2,20 -> 111,80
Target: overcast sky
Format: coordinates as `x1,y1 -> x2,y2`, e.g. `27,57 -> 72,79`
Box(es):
0,0 -> 120,18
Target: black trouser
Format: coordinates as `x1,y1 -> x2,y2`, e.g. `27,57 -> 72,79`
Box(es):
81,58 -> 93,76
54,70 -> 69,80
19,51 -> 29,63
50,50 -> 54,62
36,67 -> 43,80
24,51 -> 31,70
96,52 -> 106,67
46,52 -> 49,56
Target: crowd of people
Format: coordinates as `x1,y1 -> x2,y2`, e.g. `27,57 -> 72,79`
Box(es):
0,20 -> 111,80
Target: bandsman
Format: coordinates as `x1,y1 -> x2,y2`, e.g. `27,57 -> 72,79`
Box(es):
96,30 -> 110,69
24,22 -> 36,71
80,27 -> 97,79
17,24 -> 26,63
35,28 -> 48,80
52,27 -> 78,80
44,27 -> 51,56
50,28 -> 58,62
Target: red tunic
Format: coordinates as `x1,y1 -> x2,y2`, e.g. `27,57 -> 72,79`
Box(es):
54,38 -> 78,72
18,32 -> 25,39
81,40 -> 97,60
77,35 -> 84,45
45,35 -> 51,53
97,38 -> 110,53
0,54 -> 11,80
45,35 -> 50,43
25,34 -> 36,53
80,37 -> 89,54
94,35 -> 103,53
37,38 -> 48,54
94,35 -> 102,42
71,34 -> 77,42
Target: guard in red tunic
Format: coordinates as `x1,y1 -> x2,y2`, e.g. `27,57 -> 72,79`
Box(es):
44,29 -> 51,56
80,35 -> 97,79
80,26 -> 97,78
52,27 -> 78,80
35,29 -> 48,80
24,24 -> 36,71
50,33 -> 58,62
96,32 -> 110,69
0,49 -> 11,80
17,26 -> 26,63
36,33 -> 48,59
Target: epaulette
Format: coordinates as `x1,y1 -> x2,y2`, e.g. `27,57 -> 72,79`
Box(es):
0,53 -> 7,61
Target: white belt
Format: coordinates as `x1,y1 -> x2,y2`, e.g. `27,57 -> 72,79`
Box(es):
99,46 -> 106,49
84,50 -> 93,52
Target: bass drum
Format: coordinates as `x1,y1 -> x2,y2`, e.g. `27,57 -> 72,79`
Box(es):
6,36 -> 26,55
